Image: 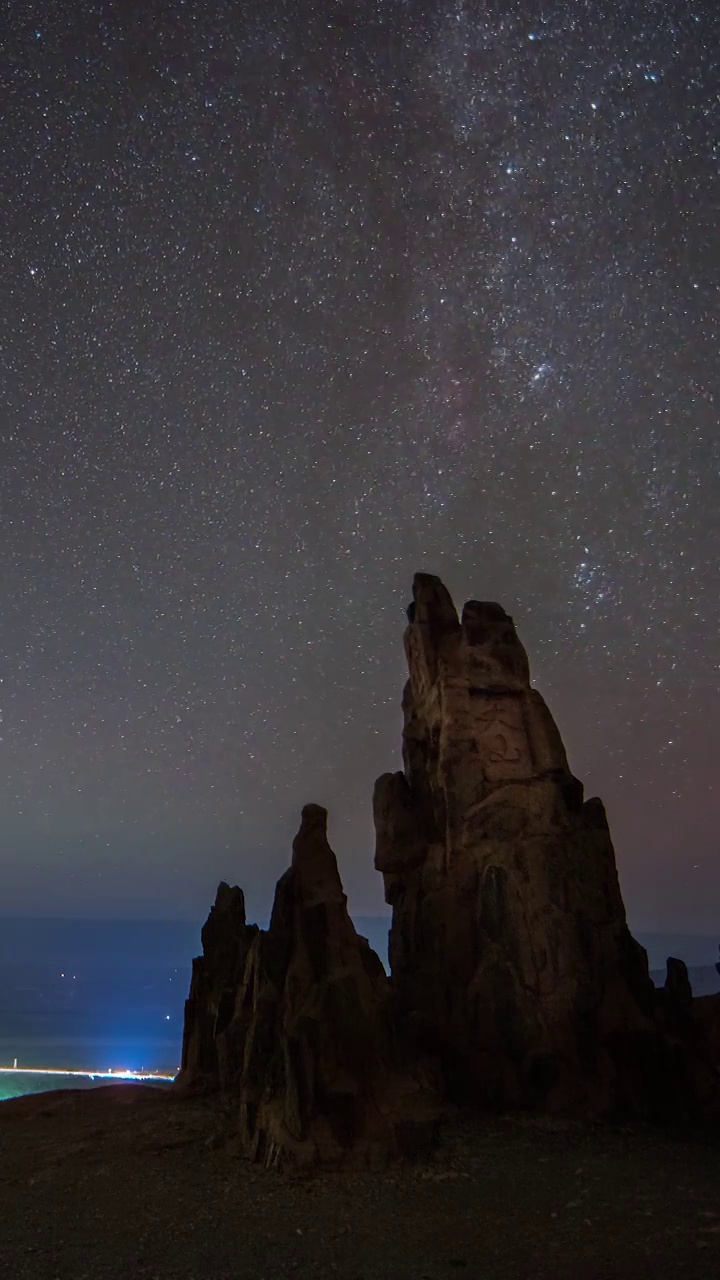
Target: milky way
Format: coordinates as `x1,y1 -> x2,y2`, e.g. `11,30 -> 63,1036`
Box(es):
2,1 -> 718,929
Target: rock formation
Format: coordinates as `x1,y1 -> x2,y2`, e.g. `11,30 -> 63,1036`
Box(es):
177,881 -> 258,1093
179,574 -> 719,1160
655,956 -> 720,1121
373,574 -> 665,1112
179,805 -> 440,1167
692,993 -> 720,1119
662,957 -> 694,1035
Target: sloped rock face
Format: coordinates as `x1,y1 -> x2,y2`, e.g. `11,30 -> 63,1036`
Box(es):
231,805 -> 440,1167
374,574 -> 663,1112
178,806 -> 440,1166
176,882 -> 258,1093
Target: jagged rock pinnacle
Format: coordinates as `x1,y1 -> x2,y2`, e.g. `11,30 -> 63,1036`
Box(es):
374,574 -> 659,1111
177,576 -> 720,1157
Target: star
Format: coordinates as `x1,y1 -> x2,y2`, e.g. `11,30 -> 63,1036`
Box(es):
0,0 -> 716,942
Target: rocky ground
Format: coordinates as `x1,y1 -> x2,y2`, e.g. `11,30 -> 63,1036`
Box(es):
1,1086 -> 719,1279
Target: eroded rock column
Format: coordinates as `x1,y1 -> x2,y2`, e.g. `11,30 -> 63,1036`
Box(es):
374,573 -> 659,1111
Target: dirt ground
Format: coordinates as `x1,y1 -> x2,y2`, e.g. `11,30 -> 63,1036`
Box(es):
1,1084 -> 719,1280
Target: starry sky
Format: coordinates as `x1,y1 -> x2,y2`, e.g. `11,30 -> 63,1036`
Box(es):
2,1 -> 718,933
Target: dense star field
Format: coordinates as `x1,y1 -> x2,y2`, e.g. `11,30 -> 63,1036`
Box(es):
2,2 -> 718,929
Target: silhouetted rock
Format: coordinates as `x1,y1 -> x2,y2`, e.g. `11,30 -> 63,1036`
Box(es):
655,961 -> 720,1121
176,882 -> 258,1093
374,574 -> 663,1112
692,994 -> 720,1120
663,957 -> 694,1033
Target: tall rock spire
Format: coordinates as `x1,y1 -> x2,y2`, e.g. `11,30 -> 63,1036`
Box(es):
178,805 -> 440,1166
374,573 -> 660,1110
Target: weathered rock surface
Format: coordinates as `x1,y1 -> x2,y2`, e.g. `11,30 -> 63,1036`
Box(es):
374,574 -> 666,1113
179,806 -> 440,1166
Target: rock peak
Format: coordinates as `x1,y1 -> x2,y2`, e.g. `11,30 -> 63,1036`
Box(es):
178,804 -> 439,1166
407,573 -> 459,627
177,575 -> 720,1158
287,802 -> 345,906
376,574 -> 659,1110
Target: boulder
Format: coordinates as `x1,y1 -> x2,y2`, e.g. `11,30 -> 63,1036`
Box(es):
374,574 -> 664,1112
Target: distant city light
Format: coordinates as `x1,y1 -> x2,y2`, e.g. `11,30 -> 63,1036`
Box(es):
0,1064 -> 176,1082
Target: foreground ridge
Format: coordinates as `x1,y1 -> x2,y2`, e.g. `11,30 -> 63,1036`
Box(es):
178,576 -> 720,1164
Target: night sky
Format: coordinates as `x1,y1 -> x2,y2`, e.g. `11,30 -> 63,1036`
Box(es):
2,2 -> 718,933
